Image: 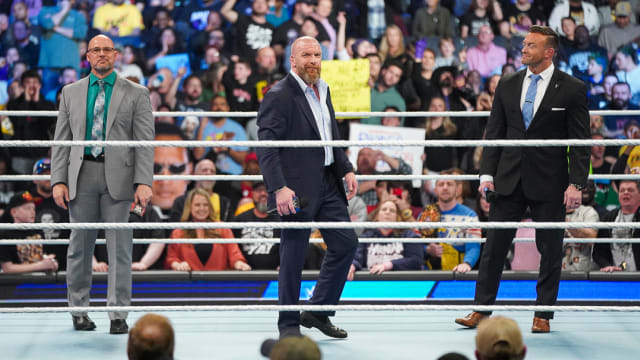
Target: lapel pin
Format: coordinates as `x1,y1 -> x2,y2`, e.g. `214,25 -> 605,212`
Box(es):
555,83 -> 558,88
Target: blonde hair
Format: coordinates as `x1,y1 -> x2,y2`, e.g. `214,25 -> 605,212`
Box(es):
378,25 -> 405,62
180,188 -> 222,239
425,97 -> 457,137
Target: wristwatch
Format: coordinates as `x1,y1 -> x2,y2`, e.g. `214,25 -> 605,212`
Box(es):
569,183 -> 585,191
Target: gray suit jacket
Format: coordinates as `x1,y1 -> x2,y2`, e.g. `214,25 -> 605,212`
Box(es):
51,74 -> 155,201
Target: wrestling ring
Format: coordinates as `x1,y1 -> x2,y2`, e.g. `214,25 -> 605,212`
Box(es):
0,109 -> 639,359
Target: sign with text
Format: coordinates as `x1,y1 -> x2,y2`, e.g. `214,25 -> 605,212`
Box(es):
321,59 -> 370,117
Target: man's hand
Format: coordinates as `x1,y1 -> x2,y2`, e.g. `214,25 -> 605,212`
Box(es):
369,261 -> 393,274
344,172 -> 358,200
347,264 -> 356,281
276,186 -> 297,216
131,262 -> 148,271
53,184 -> 70,209
134,184 -> 152,208
453,262 -> 471,273
426,243 -> 443,257
600,266 -> 622,272
564,185 -> 582,210
40,254 -> 58,272
478,181 -> 494,198
93,261 -> 108,272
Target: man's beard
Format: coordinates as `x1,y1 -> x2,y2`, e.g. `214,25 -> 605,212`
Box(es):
256,201 -> 269,213
300,66 -> 320,84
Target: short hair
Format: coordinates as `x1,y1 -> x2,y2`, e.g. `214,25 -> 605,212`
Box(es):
270,335 -> 321,360
439,37 -> 455,47
437,353 -> 470,360
619,179 -> 640,192
155,122 -> 187,141
561,16 -> 576,25
529,25 -> 559,52
382,60 -> 403,72
127,313 -> 175,360
182,74 -> 202,87
613,81 -> 631,92
20,69 -> 41,85
366,52 -> 381,62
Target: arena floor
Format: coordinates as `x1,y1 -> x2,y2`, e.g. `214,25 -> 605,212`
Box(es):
2,310 -> 639,360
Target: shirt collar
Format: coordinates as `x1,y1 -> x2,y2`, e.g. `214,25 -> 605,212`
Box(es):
90,71 -> 117,87
289,70 -> 327,94
525,63 -> 555,81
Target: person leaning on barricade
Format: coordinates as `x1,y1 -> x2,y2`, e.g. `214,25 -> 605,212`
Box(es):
165,188 -> 251,271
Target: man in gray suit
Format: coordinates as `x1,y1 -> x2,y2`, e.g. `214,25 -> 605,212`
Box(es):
51,34 -> 154,334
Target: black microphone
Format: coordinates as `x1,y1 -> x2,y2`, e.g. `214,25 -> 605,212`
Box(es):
268,197 -> 308,214
484,188 -> 499,203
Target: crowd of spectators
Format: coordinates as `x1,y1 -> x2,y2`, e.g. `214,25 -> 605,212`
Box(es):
0,0 -> 639,274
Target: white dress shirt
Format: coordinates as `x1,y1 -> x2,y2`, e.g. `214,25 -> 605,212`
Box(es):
289,70 -> 334,166
480,63 -> 555,184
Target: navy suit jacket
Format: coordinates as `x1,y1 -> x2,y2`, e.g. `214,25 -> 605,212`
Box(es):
257,74 -> 354,212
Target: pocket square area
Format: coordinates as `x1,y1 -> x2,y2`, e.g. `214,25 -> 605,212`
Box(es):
551,107 -> 566,111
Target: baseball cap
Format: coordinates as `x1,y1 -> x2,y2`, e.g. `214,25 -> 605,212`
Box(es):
252,181 -> 266,190
616,1 -> 632,17
475,316 -> 525,358
6,191 -> 35,212
32,158 -> 51,174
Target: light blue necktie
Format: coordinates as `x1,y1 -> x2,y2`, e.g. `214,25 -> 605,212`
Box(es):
522,74 -> 541,130
91,80 -> 105,157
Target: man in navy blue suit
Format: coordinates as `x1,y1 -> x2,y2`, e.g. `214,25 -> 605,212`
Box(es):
257,36 -> 359,339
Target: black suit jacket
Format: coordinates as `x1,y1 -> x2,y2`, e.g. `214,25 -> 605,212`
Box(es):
256,74 -> 353,210
594,208 -> 640,269
480,68 -> 591,202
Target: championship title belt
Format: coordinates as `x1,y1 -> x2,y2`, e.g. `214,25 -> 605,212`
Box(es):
417,204 -> 441,237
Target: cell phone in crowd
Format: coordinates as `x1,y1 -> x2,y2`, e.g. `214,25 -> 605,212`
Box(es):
392,188 -> 403,197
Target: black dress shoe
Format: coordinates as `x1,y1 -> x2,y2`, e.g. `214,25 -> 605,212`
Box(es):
300,311 -> 347,338
72,315 -> 96,331
110,319 -> 129,334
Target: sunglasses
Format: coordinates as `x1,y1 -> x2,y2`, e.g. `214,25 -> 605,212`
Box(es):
153,163 -> 187,174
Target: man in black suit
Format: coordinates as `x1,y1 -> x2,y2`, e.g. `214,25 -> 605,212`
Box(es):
257,36 -> 359,339
455,26 -> 590,333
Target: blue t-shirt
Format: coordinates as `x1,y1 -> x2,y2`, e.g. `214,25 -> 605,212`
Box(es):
200,118 -> 249,175
436,203 -> 481,267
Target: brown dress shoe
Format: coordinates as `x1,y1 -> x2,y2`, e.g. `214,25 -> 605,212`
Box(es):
531,317 -> 550,333
455,312 -> 488,328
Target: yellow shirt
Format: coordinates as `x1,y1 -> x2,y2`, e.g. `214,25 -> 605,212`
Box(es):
92,3 -> 144,36
619,146 -> 640,171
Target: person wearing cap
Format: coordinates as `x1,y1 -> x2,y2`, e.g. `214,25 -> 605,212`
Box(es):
51,34 -> 154,334
598,1 -> 640,57
549,0 -> 600,37
0,191 -> 59,274
475,316 -> 527,360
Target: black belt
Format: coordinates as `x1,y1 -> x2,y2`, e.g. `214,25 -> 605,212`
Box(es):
84,153 -> 105,162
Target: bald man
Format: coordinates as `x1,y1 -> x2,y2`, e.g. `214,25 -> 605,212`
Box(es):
257,36 -> 359,339
51,34 -> 154,334
127,313 -> 175,360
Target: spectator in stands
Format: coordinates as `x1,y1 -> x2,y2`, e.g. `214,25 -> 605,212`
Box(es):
311,0 -> 336,59
348,199 -> 423,279
435,37 -> 463,70
425,171 -> 481,272
586,54 -> 607,99
266,0 -> 290,28
549,0 -> 600,37
221,0 -> 274,59
151,123 -> 193,218
146,27 -> 185,72
356,147 -> 413,207
590,72 -> 618,110
232,181 -> 281,269
605,82 -> 640,137
562,185 -> 599,271
594,179 -> 640,272
560,17 -> 576,50
597,2 -> 640,59
10,2 -> 30,27
411,48 -> 437,111
367,61 -> 406,125
38,0 -> 87,75
0,191 -> 59,273
165,188 -> 251,271
423,97 -> 458,182
45,67 -> 77,102
253,47 -> 283,103
189,11 -> 226,66
0,14 -> 8,50
127,313 -> 175,360
194,95 -> 249,175
366,53 -> 382,89
166,71 -> 208,128
380,106 -> 401,127
30,158 -> 68,270
475,316 -> 526,360
378,24 -> 409,68
11,20 -> 38,69
271,0 -> 316,58
598,0 -> 637,27
504,0 -> 546,30
6,70 -> 56,174
169,159 -> 233,222
561,25 -> 608,82
0,151 -> 23,210
467,25 -> 507,78
284,17 -> 331,72
460,0 -> 503,38
614,46 -> 640,104
222,58 -> 258,115
115,45 -> 144,84
141,6 -> 174,48
412,0 -> 454,38
431,66 -> 474,138
267,335 -> 321,360
93,0 -> 144,37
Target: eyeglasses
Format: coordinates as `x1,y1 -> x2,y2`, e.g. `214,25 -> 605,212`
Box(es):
88,47 -> 117,54
154,162 -> 187,174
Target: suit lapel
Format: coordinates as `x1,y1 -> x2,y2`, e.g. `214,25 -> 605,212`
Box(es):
74,77 -> 90,140
529,69 -> 562,130
286,75 -> 321,138
106,75 -> 125,139
511,70 -> 526,131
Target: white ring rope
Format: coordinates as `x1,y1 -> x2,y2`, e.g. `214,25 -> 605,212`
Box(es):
4,138 -> 640,148
1,221 -> 639,231
1,237 -> 638,246
1,110 -> 639,118
0,305 -> 637,314
1,174 -> 638,182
